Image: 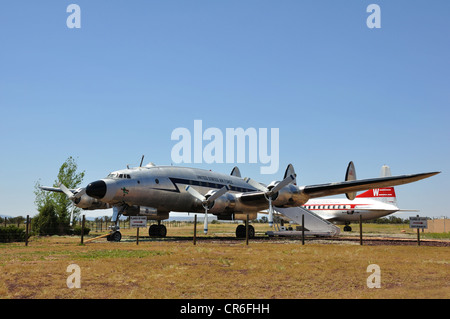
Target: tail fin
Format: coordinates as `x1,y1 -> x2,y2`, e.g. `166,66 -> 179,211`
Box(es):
284,164 -> 297,185
356,165 -> 397,206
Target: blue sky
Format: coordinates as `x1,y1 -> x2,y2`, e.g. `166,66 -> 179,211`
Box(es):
0,1 -> 448,218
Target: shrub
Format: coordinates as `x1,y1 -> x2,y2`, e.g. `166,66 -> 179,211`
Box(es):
73,225 -> 91,236
0,225 -> 26,243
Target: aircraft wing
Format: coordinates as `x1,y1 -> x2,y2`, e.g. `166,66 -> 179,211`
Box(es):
302,172 -> 440,199
239,171 -> 439,205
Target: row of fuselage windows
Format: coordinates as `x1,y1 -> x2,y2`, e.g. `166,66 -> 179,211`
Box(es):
304,205 -> 351,210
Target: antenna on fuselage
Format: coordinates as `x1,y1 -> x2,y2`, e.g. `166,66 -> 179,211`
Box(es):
139,155 -> 144,167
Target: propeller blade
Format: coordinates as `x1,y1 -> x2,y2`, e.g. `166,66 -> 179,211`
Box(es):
267,174 -> 295,196
59,183 -> 75,199
244,177 -> 268,192
185,185 -> 206,202
73,188 -> 86,199
69,205 -> 75,227
206,185 -> 229,203
268,197 -> 274,227
204,208 -> 209,234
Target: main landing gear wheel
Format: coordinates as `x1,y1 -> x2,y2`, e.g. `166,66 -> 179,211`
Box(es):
343,225 -> 352,232
235,224 -> 255,239
107,231 -> 122,242
149,224 -> 167,237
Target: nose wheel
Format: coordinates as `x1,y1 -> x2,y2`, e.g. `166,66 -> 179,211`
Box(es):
107,231 -> 122,242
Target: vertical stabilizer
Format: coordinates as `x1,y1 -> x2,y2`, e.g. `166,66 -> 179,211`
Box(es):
380,164 -> 391,177
345,161 -> 357,200
284,164 -> 297,185
356,165 -> 397,206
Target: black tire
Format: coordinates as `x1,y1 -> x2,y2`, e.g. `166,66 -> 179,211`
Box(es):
235,224 -> 247,238
248,225 -> 255,239
111,231 -> 122,242
343,225 -> 352,232
149,224 -> 158,237
159,225 -> 167,237
149,224 -> 167,237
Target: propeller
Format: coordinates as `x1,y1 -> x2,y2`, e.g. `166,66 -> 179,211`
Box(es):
58,183 -> 86,226
185,185 -> 230,234
244,174 -> 295,227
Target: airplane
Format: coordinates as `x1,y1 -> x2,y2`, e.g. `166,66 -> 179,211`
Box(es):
302,163 -> 419,231
40,157 -> 440,241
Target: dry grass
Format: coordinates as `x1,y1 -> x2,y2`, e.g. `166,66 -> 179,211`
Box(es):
0,223 -> 449,299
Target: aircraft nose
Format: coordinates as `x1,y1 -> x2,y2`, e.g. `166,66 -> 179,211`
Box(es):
86,180 -> 107,199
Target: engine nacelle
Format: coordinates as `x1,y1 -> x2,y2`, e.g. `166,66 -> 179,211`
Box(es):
75,194 -> 110,210
272,184 -> 307,207
207,193 -> 236,214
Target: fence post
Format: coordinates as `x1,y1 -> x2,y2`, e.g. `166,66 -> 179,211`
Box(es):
25,215 -> 29,246
246,214 -> 249,246
359,214 -> 363,246
136,227 -> 139,245
81,215 -> 85,245
193,215 -> 197,245
302,214 -> 305,245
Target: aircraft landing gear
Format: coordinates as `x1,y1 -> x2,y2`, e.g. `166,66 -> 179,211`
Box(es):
106,205 -> 126,242
107,231 -> 122,242
343,223 -> 352,232
149,222 -> 167,237
235,224 -> 255,239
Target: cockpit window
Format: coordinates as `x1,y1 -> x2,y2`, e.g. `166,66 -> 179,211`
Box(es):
107,173 -> 131,179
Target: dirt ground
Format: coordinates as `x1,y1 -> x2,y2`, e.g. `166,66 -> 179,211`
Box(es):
1,225 -> 449,300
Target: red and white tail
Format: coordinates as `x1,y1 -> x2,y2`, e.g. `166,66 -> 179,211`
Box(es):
356,165 -> 398,206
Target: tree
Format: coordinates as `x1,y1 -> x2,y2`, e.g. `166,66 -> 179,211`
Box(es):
52,156 -> 85,223
31,200 -> 60,235
34,156 -> 85,234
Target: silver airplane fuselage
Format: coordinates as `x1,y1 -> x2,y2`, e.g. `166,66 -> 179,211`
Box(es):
86,165 -> 274,218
